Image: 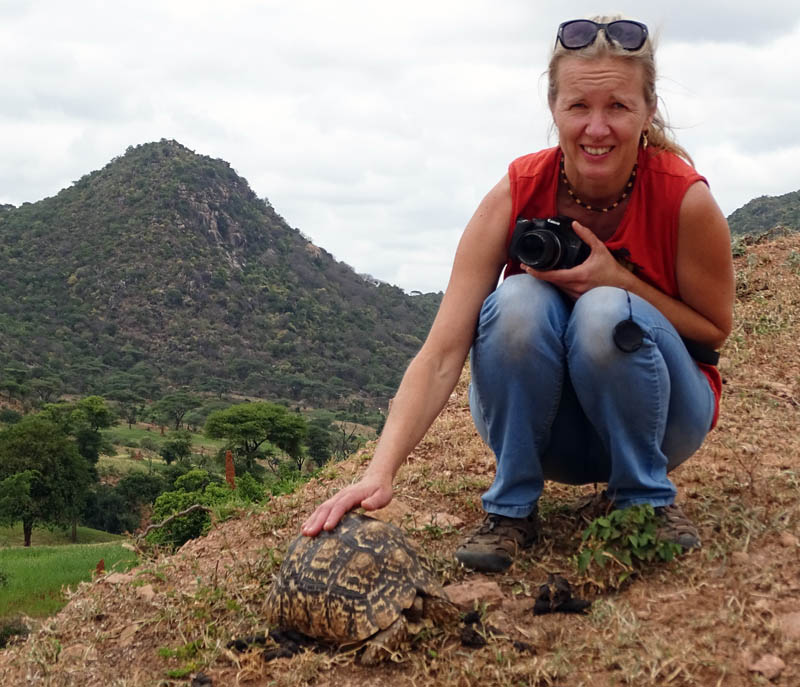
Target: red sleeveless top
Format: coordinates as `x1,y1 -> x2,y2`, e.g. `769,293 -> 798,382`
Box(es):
503,146 -> 722,428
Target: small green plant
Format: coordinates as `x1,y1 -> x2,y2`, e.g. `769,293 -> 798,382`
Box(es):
158,640 -> 202,679
158,640 -> 201,660
422,523 -> 446,540
731,237 -> 748,258
575,504 -> 682,588
165,665 -> 198,679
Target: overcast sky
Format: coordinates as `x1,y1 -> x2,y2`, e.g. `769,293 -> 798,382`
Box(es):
2,1 -> 799,293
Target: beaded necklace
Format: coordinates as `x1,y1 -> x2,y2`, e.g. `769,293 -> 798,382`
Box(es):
559,156 -> 637,213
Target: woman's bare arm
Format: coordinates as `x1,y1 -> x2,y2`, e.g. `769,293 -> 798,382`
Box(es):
302,174 -> 513,535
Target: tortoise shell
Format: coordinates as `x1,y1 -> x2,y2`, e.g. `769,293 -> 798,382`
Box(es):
265,512 -> 444,642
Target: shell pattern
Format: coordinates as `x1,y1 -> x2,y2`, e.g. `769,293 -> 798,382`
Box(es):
265,512 -> 443,642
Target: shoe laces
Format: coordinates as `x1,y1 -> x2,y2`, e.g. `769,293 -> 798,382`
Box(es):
478,514 -> 505,534
479,512 -> 536,536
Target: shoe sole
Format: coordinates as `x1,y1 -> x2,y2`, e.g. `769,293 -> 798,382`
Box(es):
454,549 -> 512,573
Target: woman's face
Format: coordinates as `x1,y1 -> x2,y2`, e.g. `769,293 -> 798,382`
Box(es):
551,56 -> 655,194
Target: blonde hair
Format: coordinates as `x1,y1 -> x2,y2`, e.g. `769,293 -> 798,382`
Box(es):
547,15 -> 693,165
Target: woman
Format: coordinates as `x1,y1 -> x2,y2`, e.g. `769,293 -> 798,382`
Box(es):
303,16 -> 734,574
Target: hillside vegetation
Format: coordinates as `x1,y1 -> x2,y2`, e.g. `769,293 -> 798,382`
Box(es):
1,232 -> 798,686
0,140 -> 440,408
727,189 -> 800,237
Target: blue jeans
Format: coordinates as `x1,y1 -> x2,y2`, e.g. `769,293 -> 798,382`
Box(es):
469,275 -> 715,517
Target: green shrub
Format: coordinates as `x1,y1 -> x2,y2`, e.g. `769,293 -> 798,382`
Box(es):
575,504 -> 682,588
203,482 -> 230,503
115,471 -> 168,507
236,472 -> 265,502
139,437 -> 161,453
148,490 -> 209,548
147,471 -> 230,549
0,408 -> 22,425
161,463 -> 191,487
174,468 -> 213,493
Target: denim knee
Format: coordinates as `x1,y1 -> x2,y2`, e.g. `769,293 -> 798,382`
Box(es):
566,286 -> 631,367
475,275 -> 569,366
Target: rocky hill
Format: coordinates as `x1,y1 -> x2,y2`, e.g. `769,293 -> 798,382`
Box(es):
1,233 -> 799,686
727,188 -> 800,237
0,141 -> 441,407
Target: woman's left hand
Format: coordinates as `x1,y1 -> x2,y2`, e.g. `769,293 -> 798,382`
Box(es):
520,220 -> 630,299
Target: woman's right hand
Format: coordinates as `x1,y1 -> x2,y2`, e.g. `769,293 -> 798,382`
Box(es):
301,474 -> 393,536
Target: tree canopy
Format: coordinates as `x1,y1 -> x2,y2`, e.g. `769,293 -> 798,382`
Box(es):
160,430 -> 193,465
0,415 -> 92,545
40,396 -> 115,471
149,393 -> 201,431
204,402 -> 308,472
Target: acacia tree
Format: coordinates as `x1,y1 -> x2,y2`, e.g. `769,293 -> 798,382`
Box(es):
1,365 -> 29,402
306,418 -> 334,466
204,402 -> 308,473
0,416 -> 91,546
112,392 -> 146,430
150,392 -> 201,431
30,377 -> 63,405
160,430 -> 193,465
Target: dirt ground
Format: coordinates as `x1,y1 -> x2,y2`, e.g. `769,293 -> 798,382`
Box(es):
1,233 -> 799,686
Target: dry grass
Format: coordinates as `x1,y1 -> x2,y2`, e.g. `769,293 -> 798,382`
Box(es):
2,235 -> 800,686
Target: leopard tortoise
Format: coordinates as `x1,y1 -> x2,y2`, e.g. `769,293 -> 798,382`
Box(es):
265,512 -> 457,664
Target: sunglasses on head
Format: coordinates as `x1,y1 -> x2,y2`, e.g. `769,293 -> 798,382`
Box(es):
556,19 -> 649,51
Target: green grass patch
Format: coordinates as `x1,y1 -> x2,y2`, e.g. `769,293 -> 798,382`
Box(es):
0,524 -> 124,548
97,453 -> 163,475
0,542 -> 138,618
103,424 -> 227,453
100,424 -> 229,478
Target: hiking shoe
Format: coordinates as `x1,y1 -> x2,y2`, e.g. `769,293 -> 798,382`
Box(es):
655,504 -> 701,550
454,509 -> 539,573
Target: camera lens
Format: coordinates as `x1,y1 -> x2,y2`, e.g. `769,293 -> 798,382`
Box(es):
518,231 -> 562,269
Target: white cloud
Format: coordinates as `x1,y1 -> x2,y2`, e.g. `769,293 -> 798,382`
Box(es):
2,0 -> 800,292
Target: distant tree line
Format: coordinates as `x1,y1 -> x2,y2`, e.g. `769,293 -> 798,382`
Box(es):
0,390 -> 376,547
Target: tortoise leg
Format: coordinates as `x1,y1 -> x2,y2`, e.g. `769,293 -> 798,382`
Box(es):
423,596 -> 459,624
360,617 -> 407,666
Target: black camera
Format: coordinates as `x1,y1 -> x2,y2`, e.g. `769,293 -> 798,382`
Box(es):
508,216 -> 590,271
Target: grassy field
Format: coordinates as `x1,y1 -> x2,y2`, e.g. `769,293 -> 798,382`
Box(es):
0,541 -> 138,618
0,524 -> 125,548
103,424 -> 227,454
100,422 -> 229,477
97,453 -> 160,475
